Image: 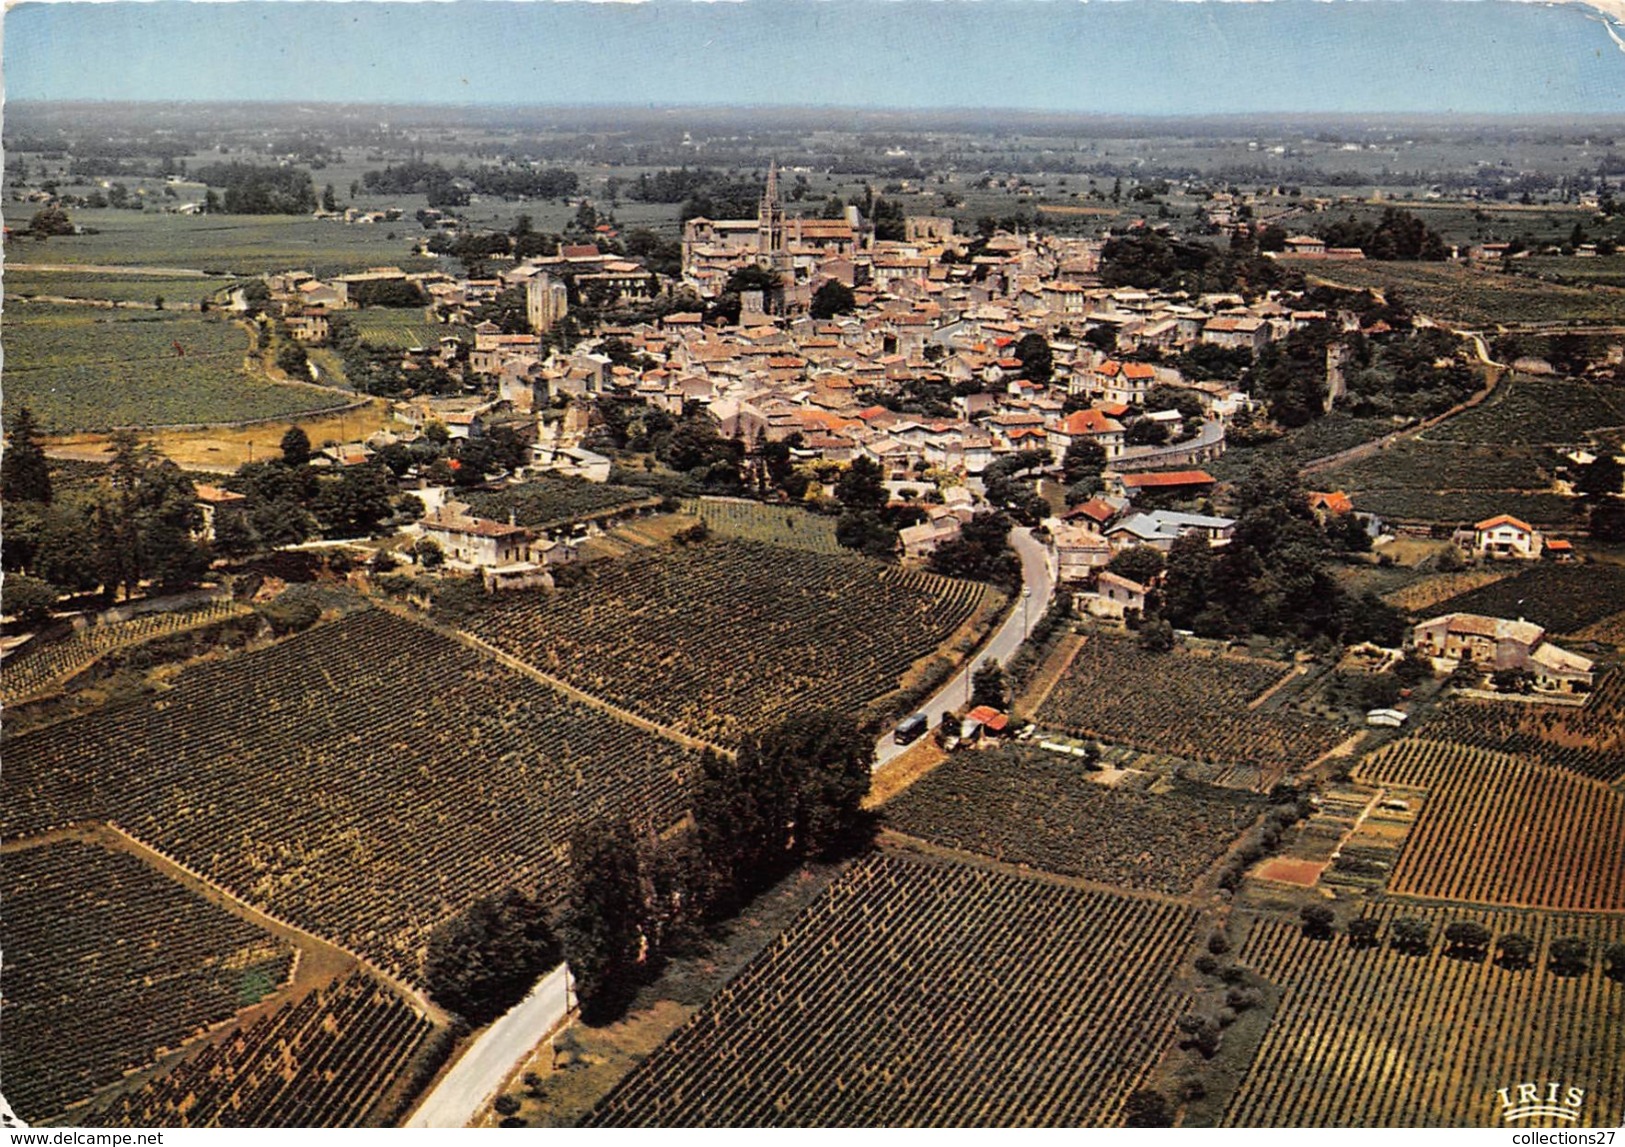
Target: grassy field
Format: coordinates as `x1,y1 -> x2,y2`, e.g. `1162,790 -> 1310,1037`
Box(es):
4,268 -> 236,307
1298,259 -> 1625,327
4,302 -> 353,433
10,210 -> 437,277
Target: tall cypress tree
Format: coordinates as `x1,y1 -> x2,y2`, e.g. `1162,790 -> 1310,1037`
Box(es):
561,821 -> 648,1025
2,406 -> 53,505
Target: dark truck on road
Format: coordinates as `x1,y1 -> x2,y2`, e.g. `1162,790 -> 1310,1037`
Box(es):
894,712 -> 929,745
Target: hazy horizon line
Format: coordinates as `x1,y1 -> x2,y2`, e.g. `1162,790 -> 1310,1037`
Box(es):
11,98 -> 1625,121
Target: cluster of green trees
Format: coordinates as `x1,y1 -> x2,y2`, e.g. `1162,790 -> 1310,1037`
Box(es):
363,161 -> 577,207
628,166 -> 728,204
1250,323 -> 1475,429
1122,462 -> 1403,644
344,278 -> 427,309
27,205 -> 75,238
809,279 -> 857,320
3,417 -> 210,609
556,711 -> 874,1024
1099,230 -> 1302,298
928,511 -> 1021,591
981,448 -> 1052,525
1318,913 -> 1624,978
193,162 -> 317,215
832,456 -> 901,558
217,428 -> 397,552
424,889 -> 562,1027
1318,208 -> 1448,261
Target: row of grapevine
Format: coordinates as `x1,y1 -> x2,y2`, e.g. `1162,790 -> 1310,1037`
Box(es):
1417,672 -> 1625,784
468,539 -> 990,746
1035,634 -> 1346,777
1416,564 -> 1625,638
1225,906 -> 1625,1126
681,498 -> 844,554
1356,738 -> 1625,911
83,973 -> 436,1128
0,600 -> 251,705
2,609 -> 704,981
586,851 -> 1196,1126
3,840 -> 293,1123
884,746 -> 1267,894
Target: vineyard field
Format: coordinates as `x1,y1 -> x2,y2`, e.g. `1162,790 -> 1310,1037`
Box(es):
1322,440 -> 1551,493
0,600 -> 254,705
350,309 -> 452,349
1381,569 -> 1515,614
1355,738 -> 1625,911
4,270 -> 234,306
467,540 -> 993,746
1,609 -> 704,980
585,851 -> 1196,1126
1225,906 -> 1625,1126
1418,673 -> 1625,783
1034,635 -> 1346,779
681,498 -> 843,554
884,747 -> 1266,894
1418,564 -> 1625,638
461,477 -> 659,529
1302,260 -> 1625,327
6,210 -> 437,277
83,972 -> 438,1128
3,303 -> 351,432
2,840 -> 294,1123
1355,489 -> 1580,527
1425,375 -> 1625,447
1308,375 -> 1625,526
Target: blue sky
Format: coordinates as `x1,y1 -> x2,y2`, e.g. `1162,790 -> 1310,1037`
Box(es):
6,1 -> 1625,114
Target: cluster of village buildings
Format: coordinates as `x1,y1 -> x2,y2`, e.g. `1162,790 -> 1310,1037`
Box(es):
248,174 -> 1593,694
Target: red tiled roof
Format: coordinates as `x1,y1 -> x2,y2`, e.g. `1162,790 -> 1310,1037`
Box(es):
965,705 -> 1009,731
1066,498 -> 1119,524
1308,490 -> 1355,515
1058,409 -> 1124,436
1475,514 -> 1534,533
1121,470 -> 1216,489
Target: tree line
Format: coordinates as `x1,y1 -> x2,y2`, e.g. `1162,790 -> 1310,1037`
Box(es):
362,161 -> 578,207
192,162 -> 317,215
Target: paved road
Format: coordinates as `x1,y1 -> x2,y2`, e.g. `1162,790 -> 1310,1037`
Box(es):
406,963 -> 574,1129
873,525 -> 1055,769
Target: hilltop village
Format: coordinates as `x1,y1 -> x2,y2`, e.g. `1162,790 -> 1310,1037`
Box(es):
245,170 -> 1372,585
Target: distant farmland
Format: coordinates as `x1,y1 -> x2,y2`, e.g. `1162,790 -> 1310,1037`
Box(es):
4,302 -> 352,432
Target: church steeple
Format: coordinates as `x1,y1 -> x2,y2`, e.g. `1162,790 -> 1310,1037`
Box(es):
758,160 -> 785,259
